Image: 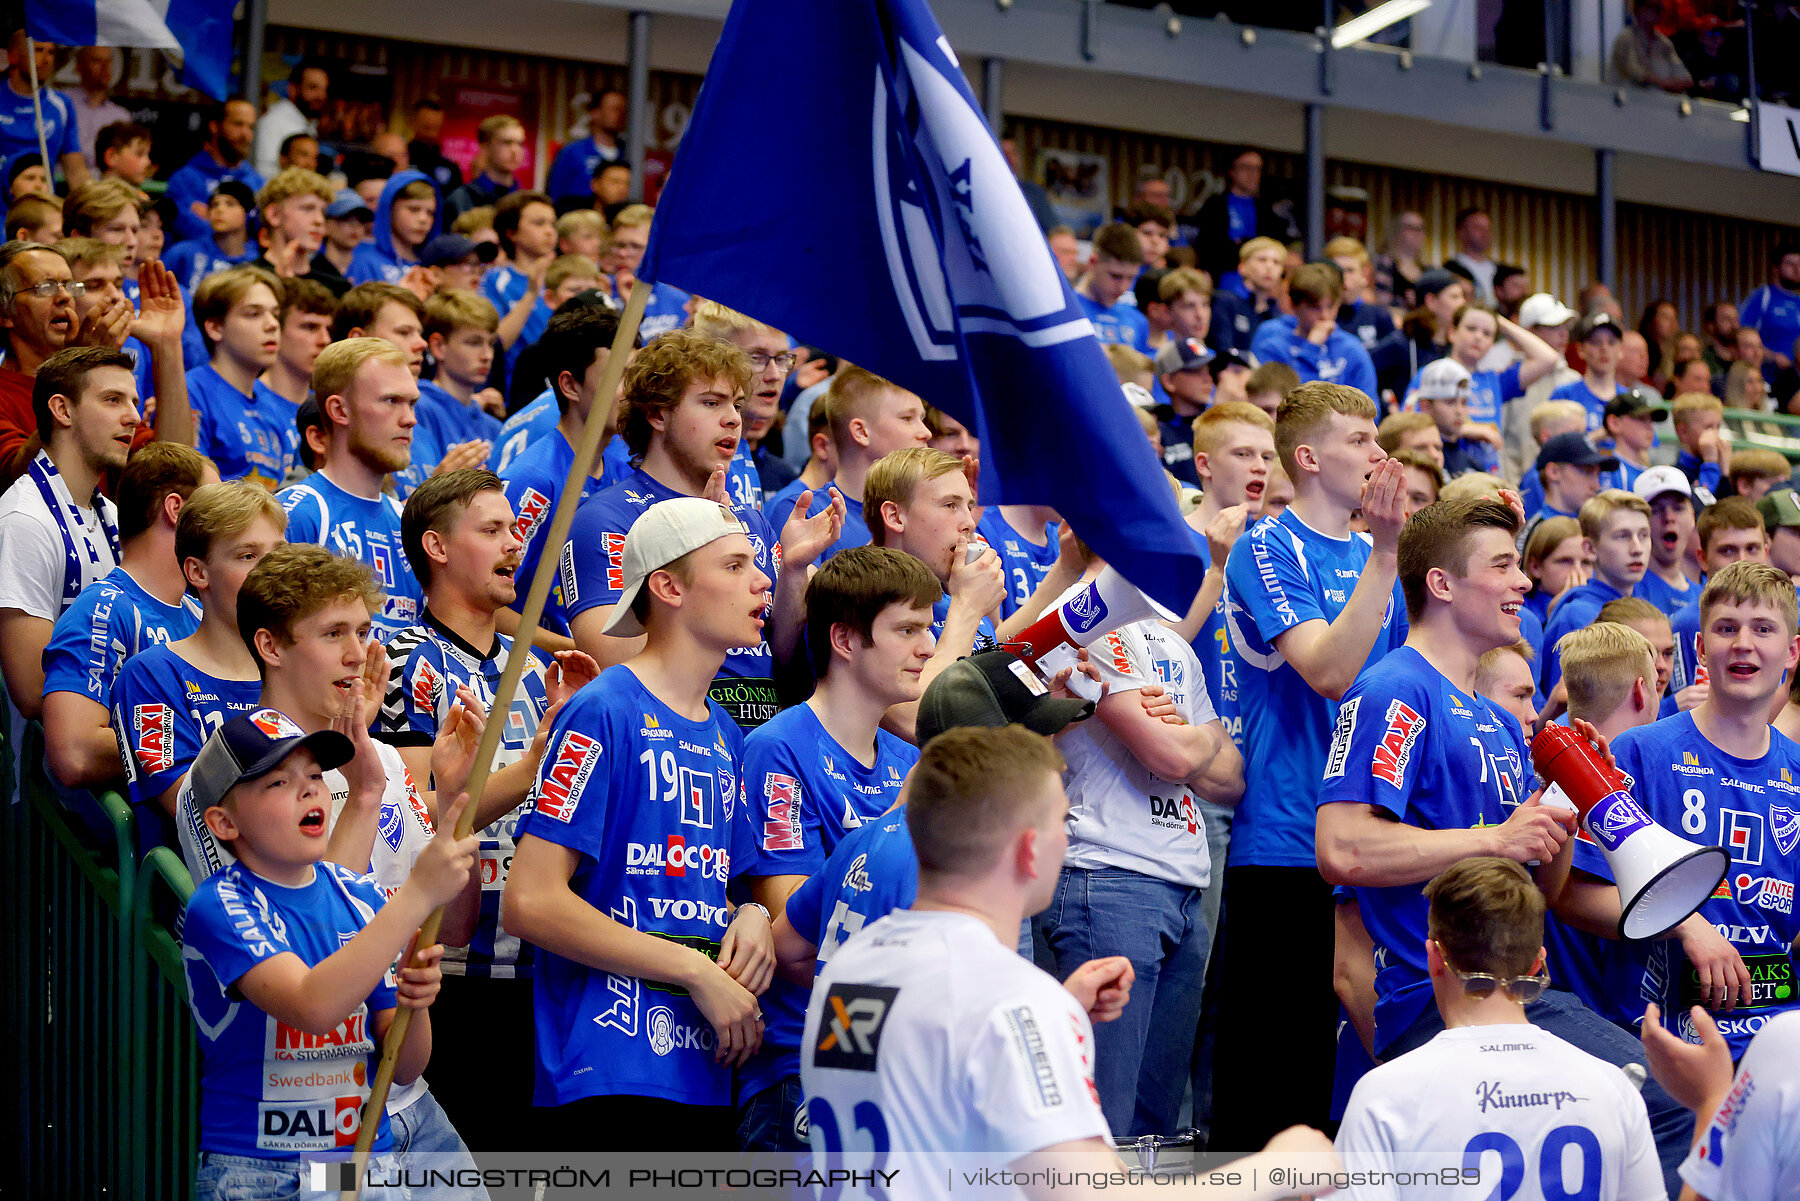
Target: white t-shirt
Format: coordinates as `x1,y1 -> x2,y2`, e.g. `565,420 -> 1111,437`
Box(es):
1335,1024 -> 1663,1201
1679,1011 -> 1800,1201
801,909 -> 1110,1199
1057,618 -> 1217,888
175,737 -> 434,1113
0,464 -> 119,620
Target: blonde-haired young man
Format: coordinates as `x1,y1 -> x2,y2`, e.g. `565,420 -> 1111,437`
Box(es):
417,288 -> 503,455
188,265 -> 298,488
1671,390 -> 1729,502
1213,380 -> 1409,1147
690,300 -> 799,506
1540,489 -> 1652,693
276,338 -> 424,640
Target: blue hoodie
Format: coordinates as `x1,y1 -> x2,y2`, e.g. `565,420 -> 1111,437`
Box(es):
1249,314 -> 1378,397
346,170 -> 441,285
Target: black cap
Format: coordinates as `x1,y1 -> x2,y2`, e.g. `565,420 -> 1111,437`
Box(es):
915,649 -> 1094,748
6,151 -> 43,193
211,179 -> 259,217
1414,268 -> 1460,300
1534,431 -> 1618,471
555,287 -> 621,315
418,233 -> 499,268
188,709 -> 354,812
1576,312 -> 1621,342
1604,387 -> 1669,423
1213,347 -> 1254,374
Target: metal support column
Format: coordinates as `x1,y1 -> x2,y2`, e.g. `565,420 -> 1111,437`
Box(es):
982,57 -> 1004,135
627,11 -> 652,202
1305,103 -> 1326,261
1596,147 -> 1616,289
242,0 -> 268,108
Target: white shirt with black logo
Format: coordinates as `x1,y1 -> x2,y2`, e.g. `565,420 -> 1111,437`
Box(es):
1058,618 -> 1217,889
1336,1024 -> 1663,1201
801,909 -> 1110,1197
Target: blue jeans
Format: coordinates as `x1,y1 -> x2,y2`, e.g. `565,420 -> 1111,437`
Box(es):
195,1151 -> 407,1200
1036,866 -> 1208,1137
736,1075 -> 810,1152
1189,800 -> 1232,1132
1385,987 -> 1694,1200
389,1089 -> 489,1201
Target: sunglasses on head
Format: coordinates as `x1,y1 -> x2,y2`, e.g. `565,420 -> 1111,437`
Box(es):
1434,942 -> 1551,1003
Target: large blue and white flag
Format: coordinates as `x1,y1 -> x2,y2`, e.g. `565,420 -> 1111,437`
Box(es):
26,0 -> 236,100
641,0 -> 1204,613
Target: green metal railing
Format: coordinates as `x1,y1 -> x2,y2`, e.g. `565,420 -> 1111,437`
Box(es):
4,721 -> 199,1199
1725,406 -> 1800,463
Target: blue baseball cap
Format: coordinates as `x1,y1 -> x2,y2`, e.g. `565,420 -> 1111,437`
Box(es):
188,708 -> 354,812
326,189 -> 374,220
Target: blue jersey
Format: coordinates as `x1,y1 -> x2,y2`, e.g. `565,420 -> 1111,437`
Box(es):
1251,315 -> 1378,397
1668,599 -> 1704,719
727,439 -> 763,511
1635,569 -> 1699,621
1549,378 -> 1620,432
480,266 -> 551,380
183,860 -> 397,1157
1604,714 -> 1800,1056
785,805 -> 920,977
1188,530 -> 1242,746
561,468 -> 780,728
1224,508 -> 1408,868
736,701 -> 915,1100
632,280 -> 690,340
930,591 -> 997,652
1741,283 -> 1800,375
415,379 -> 502,455
0,84 -> 78,165
162,235 -> 256,292
977,508 -> 1059,619
187,364 -> 301,489
165,152 -> 264,245
1540,578 -> 1629,693
1676,450 -> 1725,502
500,427 -> 617,637
489,388 -> 558,473
765,480 -> 869,564
42,566 -> 200,709
1319,646 -> 1531,1053
111,645 -> 262,823
377,616 -> 552,978
1598,457 -> 1649,495
277,471 -> 422,641
1078,293 -> 1151,353
515,665 -> 752,1107
546,136 -> 624,204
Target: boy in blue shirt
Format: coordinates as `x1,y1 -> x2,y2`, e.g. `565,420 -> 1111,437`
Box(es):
1551,312 -> 1627,429
498,304 -> 636,649
345,170 -> 441,285
1213,379 -> 1409,1148
503,497 -> 778,1150
1633,468 -> 1699,624
1671,391 -> 1729,503
1411,357 -> 1502,477
378,468 -> 598,1143
417,290 -> 503,457
1249,261 -> 1377,397
163,179 -> 257,292
43,443 -> 211,791
1555,561 -> 1800,1064
562,330 -> 844,729
112,482 -> 286,848
277,338 -> 425,641
1316,496 -> 1696,1189
1668,497 -> 1770,716
187,266 -> 299,488
480,190 -> 560,383
1541,489 -> 1653,693
182,708 -> 476,1199
734,546 -> 936,1149
1075,223 -> 1150,352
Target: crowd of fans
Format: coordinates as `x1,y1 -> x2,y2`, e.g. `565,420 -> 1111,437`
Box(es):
3,31 -> 1799,1201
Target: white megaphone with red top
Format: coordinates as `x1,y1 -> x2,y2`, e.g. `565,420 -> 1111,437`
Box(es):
1531,725 -> 1730,940
1007,565 -> 1179,672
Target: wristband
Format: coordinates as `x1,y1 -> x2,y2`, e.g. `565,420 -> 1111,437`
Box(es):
737,902 -> 772,924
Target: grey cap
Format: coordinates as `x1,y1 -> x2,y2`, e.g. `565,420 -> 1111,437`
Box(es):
915,649 -> 1094,748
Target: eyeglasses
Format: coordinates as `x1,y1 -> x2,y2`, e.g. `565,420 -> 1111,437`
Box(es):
1449,966 -> 1551,1004
22,279 -> 86,300
748,351 -> 797,372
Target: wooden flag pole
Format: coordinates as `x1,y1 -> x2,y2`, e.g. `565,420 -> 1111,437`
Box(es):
24,38 -> 51,196
341,281 -> 651,1198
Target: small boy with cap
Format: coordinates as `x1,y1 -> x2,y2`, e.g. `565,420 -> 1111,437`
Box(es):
1411,357 -> 1502,477
1550,311 -> 1628,429
163,178 -> 258,293
1600,387 -> 1670,494
1632,465 -> 1700,618
1153,336 -> 1214,486
319,189 -> 374,282
502,496 -> 779,1151
1517,431 -> 1617,553
1758,487 -> 1800,587
417,232 -> 498,296
181,709 -> 478,1199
